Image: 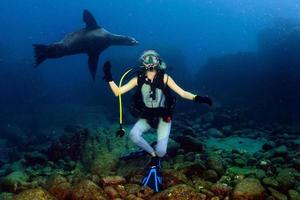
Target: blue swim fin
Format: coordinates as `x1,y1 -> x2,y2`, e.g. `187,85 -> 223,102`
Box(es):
141,157 -> 163,192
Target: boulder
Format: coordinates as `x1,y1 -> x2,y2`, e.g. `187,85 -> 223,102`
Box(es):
262,141 -> 276,151
276,169 -> 296,192
150,184 -> 206,200
124,183 -> 141,195
208,128 -> 224,138
47,129 -> 90,161
104,186 -> 120,199
14,187 -> 57,200
177,161 -> 206,177
0,170 -> 29,192
288,189 -> 300,200
45,174 -> 72,200
222,125 -> 232,135
24,151 -> 48,166
202,169 -> 219,182
70,180 -> 108,200
262,177 -> 279,188
0,192 -> 14,200
206,155 -> 225,175
210,183 -> 232,198
232,178 -> 265,200
175,135 -> 204,152
100,176 -> 126,187
268,187 -> 287,200
163,170 -> 189,188
274,145 -> 288,156
136,186 -> 154,199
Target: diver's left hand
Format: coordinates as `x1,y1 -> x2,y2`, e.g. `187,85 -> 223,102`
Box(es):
194,95 -> 213,106
103,61 -> 113,82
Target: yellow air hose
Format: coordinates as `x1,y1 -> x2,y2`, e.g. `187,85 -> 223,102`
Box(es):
117,68 -> 133,136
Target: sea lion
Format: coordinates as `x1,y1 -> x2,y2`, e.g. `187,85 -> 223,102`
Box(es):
33,9 -> 138,79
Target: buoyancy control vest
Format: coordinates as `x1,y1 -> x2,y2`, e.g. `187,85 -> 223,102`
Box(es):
130,70 -> 176,126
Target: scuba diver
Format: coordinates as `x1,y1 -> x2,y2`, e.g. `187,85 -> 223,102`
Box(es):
103,50 -> 212,192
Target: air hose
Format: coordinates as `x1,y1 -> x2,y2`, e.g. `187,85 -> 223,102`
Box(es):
115,68 -> 134,137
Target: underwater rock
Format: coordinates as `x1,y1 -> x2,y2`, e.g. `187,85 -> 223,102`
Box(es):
205,136 -> 266,154
257,159 -> 272,171
180,126 -> 197,137
166,139 -> 181,156
202,112 -> 215,123
292,158 -> 300,171
0,170 -> 29,193
227,167 -> 266,180
45,174 -> 72,200
183,152 -> 196,162
192,177 -> 213,191
175,135 -> 204,152
234,158 -> 246,167
276,169 -> 296,192
270,157 -> 285,164
0,192 -> 14,200
125,194 -> 143,200
100,176 -> 126,187
103,186 -> 120,199
288,189 -> 300,200
268,187 -> 288,200
8,159 -> 26,173
210,183 -> 232,198
232,178 -> 265,200
24,151 -> 48,166
208,128 -> 224,138
114,184 -> 128,198
70,180 -> 107,200
163,170 -> 189,188
47,129 -> 90,161
247,157 -> 257,166
14,187 -> 57,200
0,164 -> 9,177
124,183 -> 140,194
274,145 -> 288,156
136,186 -> 154,199
176,161 -> 206,177
218,175 -> 232,185
150,184 -> 206,200
262,177 -> 279,188
222,125 -> 233,135
202,169 -> 219,182
206,155 -> 225,175
262,141 -> 276,151
198,188 -> 215,198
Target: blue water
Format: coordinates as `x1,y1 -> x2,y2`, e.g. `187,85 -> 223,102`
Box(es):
0,0 -> 300,128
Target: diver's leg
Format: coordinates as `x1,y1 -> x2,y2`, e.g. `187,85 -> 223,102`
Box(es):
155,118 -> 171,157
129,119 -> 155,155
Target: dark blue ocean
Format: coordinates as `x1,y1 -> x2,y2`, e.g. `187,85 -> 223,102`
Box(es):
0,1 -> 300,199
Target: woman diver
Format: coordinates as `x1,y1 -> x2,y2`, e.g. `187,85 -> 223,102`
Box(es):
103,50 -> 212,192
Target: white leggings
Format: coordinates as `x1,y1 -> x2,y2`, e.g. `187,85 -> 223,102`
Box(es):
129,118 -> 171,157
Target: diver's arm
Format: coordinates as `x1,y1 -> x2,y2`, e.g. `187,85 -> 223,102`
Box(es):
108,77 -> 137,97
103,61 -> 137,96
165,75 -> 196,100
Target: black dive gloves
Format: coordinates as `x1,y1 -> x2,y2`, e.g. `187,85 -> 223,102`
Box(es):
103,61 -> 113,82
194,95 -> 213,106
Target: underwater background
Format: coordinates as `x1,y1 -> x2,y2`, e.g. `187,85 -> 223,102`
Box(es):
0,0 -> 300,199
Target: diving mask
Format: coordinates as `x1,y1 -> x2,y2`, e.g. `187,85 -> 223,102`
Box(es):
142,55 -> 160,71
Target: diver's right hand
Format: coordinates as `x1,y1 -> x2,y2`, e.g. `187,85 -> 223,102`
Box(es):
103,61 -> 113,82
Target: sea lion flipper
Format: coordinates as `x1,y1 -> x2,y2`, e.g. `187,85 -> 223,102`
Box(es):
88,53 -> 100,80
83,9 -> 100,30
